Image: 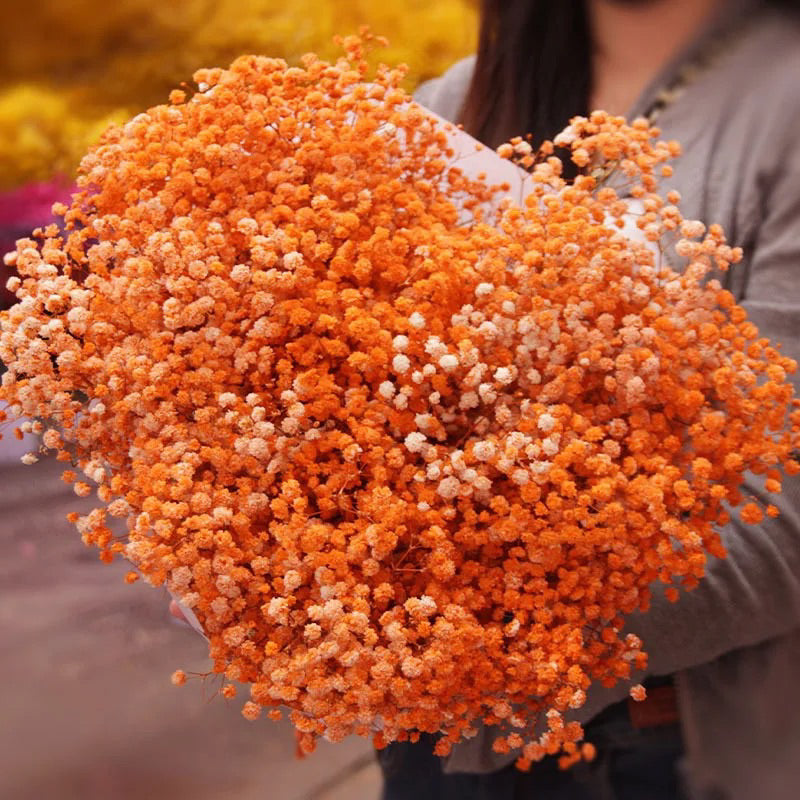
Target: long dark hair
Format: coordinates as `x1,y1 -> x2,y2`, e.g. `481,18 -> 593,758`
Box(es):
460,0 -> 800,149
460,0 -> 591,149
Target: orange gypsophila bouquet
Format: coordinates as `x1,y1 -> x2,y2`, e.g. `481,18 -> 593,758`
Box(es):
2,35 -> 799,767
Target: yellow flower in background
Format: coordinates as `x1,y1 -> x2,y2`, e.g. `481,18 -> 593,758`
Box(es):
0,87 -> 126,190
0,0 -> 477,190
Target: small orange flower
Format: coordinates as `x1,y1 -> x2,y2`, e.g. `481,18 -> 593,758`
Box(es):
170,670 -> 187,686
629,684 -> 647,702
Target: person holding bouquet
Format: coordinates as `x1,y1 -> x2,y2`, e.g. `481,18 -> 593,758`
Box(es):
3,2 -> 799,798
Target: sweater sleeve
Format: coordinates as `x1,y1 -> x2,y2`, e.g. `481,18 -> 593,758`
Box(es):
534,143 -> 800,754
623,117 -> 800,674
445,87 -> 800,778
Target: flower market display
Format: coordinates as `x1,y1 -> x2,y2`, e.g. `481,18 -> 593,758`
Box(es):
2,35 -> 799,768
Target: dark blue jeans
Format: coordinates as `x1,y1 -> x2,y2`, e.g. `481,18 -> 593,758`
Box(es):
377,698 -> 687,800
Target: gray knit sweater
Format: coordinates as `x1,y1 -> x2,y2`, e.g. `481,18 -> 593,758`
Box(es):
414,3 -> 800,797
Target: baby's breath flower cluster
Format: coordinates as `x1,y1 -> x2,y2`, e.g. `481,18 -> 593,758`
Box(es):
2,36 -> 799,767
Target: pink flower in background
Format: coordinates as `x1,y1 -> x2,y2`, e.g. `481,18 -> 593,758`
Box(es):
1,177 -> 75,308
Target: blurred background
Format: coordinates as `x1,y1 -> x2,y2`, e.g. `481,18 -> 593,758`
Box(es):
0,2 -> 477,798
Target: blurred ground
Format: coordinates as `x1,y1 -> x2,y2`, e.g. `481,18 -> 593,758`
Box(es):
0,452 -> 382,800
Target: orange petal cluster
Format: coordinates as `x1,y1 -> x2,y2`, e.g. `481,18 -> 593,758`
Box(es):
2,36 -> 799,766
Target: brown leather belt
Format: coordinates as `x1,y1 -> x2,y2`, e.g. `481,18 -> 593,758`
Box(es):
627,679 -> 680,729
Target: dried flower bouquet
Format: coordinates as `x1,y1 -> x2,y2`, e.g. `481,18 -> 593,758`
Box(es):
1,35 -> 798,767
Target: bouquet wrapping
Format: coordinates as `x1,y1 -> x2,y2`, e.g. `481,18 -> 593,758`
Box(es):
2,36 -> 798,767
